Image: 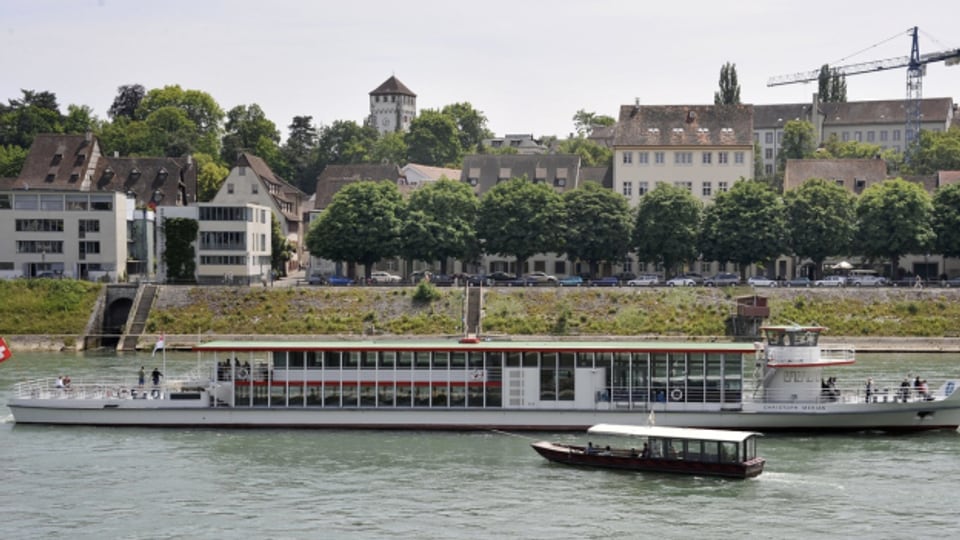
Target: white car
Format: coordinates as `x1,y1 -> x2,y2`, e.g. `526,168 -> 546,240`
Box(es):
814,275 -> 846,287
370,271 -> 402,284
747,276 -> 778,287
848,275 -> 888,287
665,277 -> 696,287
524,271 -> 557,283
627,274 -> 661,287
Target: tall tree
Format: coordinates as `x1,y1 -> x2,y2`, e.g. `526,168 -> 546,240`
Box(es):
713,62 -> 741,105
441,102 -> 493,152
270,213 -> 293,277
400,179 -> 479,274
317,120 -> 378,165
906,127 -> 960,175
63,104 -> 97,134
220,104 -> 281,164
562,181 -> 633,278
370,130 -> 408,166
633,183 -> 703,276
193,152 -> 230,202
405,109 -> 462,167
0,89 -> 63,147
818,65 -> 847,103
855,178 -> 935,274
476,178 -> 566,275
572,109 -> 616,137
933,182 -> 960,259
283,116 -> 321,194
699,180 -> 786,278
108,84 -> 145,120
784,178 -> 857,279
777,120 -> 817,172
305,181 -> 405,280
0,144 -> 28,177
556,137 -> 612,167
137,85 -> 224,157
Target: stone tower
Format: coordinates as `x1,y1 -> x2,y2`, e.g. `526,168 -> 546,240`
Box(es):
368,76 -> 417,135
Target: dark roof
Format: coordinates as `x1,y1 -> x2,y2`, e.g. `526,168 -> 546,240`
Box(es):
459,154 -> 582,194
5,133 -> 197,206
369,76 -> 416,97
237,152 -> 306,222
613,104 -> 753,146
314,164 -> 401,209
821,98 -> 954,126
753,103 -> 814,129
579,166 -> 613,189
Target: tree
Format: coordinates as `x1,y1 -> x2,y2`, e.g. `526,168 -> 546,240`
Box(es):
441,102 -> 493,152
162,217 -> 199,283
699,180 -> 786,278
370,130 -> 408,166
818,65 -> 847,103
572,109 -> 616,137
305,181 -> 405,280
193,152 -> 231,202
400,179 -> 479,274
633,183 -> 703,276
142,107 -> 201,157
556,136 -> 612,167
108,84 -> 145,120
0,144 -> 28,177
562,182 -> 633,277
62,104 -> 97,134
784,178 -> 857,279
476,178 -> 566,274
906,127 -> 960,175
777,120 -> 817,172
137,85 -> 224,157
283,116 -> 321,194
933,183 -> 960,259
0,89 -> 63,148
270,213 -> 293,277
820,134 -> 884,159
405,109 -> 462,167
855,178 -> 935,274
317,120 -> 378,165
220,104 -> 281,164
713,62 -> 741,105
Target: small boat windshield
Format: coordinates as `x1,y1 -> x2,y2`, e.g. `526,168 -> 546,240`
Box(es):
764,328 -> 819,347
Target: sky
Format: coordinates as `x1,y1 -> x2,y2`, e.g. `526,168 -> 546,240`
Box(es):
2,0 -> 959,140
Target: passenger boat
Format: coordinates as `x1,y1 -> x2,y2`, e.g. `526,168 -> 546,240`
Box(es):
7,325 -> 960,431
531,423 -> 765,479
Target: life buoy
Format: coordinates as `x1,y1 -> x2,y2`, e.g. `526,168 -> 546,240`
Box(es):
670,388 -> 684,402
151,389 -> 160,399
238,368 -> 249,380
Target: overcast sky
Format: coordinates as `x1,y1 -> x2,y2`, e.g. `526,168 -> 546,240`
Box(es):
2,0 -> 958,140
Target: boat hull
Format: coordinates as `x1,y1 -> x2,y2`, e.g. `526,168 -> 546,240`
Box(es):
9,399 -> 960,432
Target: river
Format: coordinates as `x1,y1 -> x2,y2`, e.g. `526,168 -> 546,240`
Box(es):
1,350 -> 958,539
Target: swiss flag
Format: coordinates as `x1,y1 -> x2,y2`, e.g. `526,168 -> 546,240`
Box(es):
0,337 -> 11,363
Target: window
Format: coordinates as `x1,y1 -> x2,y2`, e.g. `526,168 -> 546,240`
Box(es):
674,152 -> 693,165
765,132 -> 773,144
836,179 -> 844,187
622,151 -> 633,164
777,132 -> 783,144
51,154 -> 62,165
702,152 -> 712,164
654,152 -> 665,164
227,183 -> 234,194
90,195 -> 112,211
498,168 -> 511,180
638,152 -> 649,164
251,183 -> 259,194
735,152 -> 745,164
718,181 -> 729,193
638,181 -> 649,196
75,154 -> 85,166
554,177 -> 566,187
78,241 -> 100,259
765,164 -> 773,175
0,194 -> 10,209
702,182 -> 712,196
842,132 -> 850,142
855,131 -> 862,142
718,152 -> 729,164
622,182 -> 633,196
867,131 -> 875,142
893,130 -> 901,141
16,219 -> 64,232
239,166 -> 246,176
674,181 -> 692,192
79,219 -> 99,234
764,148 -> 773,159
880,130 -> 888,141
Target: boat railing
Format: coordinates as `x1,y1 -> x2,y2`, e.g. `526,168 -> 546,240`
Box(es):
742,379 -> 939,405
820,346 -> 855,363
12,373 -> 207,400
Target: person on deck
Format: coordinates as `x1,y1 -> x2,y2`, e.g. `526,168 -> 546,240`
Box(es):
138,366 -> 146,388
865,378 -> 874,403
151,368 -> 163,386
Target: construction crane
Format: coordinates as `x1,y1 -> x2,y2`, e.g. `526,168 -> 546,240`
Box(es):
767,26 -> 960,148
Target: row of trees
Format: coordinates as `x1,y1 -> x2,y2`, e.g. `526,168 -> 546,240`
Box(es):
306,175 -> 960,282
0,86 -> 615,198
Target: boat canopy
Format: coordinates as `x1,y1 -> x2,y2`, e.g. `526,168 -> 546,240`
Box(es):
588,423 -> 761,444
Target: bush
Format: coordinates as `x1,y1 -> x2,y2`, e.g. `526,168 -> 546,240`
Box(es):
412,281 -> 441,304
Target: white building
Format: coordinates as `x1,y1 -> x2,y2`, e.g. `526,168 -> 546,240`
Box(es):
0,190 -> 129,281
367,76 -> 417,135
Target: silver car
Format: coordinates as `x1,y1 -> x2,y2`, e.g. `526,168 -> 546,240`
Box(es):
747,276 -> 778,287
814,275 -> 846,287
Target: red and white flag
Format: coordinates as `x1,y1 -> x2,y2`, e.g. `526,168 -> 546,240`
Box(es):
0,337 -> 12,363
152,333 -> 165,356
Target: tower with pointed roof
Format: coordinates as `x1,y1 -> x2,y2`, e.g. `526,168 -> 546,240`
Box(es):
368,76 -> 417,135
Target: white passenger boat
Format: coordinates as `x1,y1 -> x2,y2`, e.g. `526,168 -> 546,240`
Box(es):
8,326 -> 960,432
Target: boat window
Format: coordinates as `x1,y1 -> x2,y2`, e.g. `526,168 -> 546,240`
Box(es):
703,441 -> 720,462
325,351 -> 342,369
413,385 -> 430,407
744,437 -> 756,460
505,351 -> 521,367
360,384 -> 376,406
289,351 -> 304,368
322,385 -> 340,407
306,351 -> 322,369
540,362 -> 557,401
396,384 -> 411,407
720,442 -> 739,463
341,385 -> 358,407
558,370 -> 575,401
379,351 -> 395,368
361,351 -> 377,368
789,331 -> 819,347
432,383 -> 448,407
469,352 -> 484,370
449,385 -> 465,407
378,383 -> 395,407
576,352 -> 594,368
451,351 -> 466,368
415,352 -> 431,369
523,351 -> 539,368
270,385 -> 287,407
345,352 -> 360,368
484,351 -> 503,371
432,351 -> 449,368
687,354 -> 705,402
685,440 -> 704,461
765,331 -> 785,346
398,351 -> 413,368
289,383 -> 307,407
467,384 -> 484,407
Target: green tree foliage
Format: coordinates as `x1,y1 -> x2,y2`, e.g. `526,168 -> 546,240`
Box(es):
563,182 -> 633,277
142,106 -> 203,157
270,213 -> 293,277
818,65 -> 847,103
194,152 -> 230,202
370,130 -> 408,166
777,120 -> 817,172
305,181 -> 405,280
107,84 -> 145,120
317,120 -> 378,165
819,135 -> 883,159
633,183 -> 703,276
400,179 -> 479,274
784,178 -> 857,279
855,178 -> 935,273
441,102 -> 493,152
63,104 -> 97,134
405,109 -> 462,167
713,62 -> 741,105
136,85 -> 224,157
0,89 -> 63,148
556,136 -> 612,167
220,104 -> 281,164
476,178 -> 565,274
162,217 -> 199,283
906,127 -> 960,175
933,183 -> 960,259
572,109 -> 616,136
699,180 -> 786,277
0,144 -> 28,177
283,116 -> 322,194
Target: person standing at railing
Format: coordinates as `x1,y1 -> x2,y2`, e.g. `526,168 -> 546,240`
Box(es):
865,378 -> 874,403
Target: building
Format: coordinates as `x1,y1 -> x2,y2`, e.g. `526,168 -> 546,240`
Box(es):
753,102 -> 814,176
783,158 -> 887,194
368,76 -> 417,135
213,153 -> 309,273
481,134 -> 546,155
399,164 -> 461,186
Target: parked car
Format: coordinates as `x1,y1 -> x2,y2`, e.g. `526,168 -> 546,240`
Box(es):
785,276 -> 812,288
704,272 -> 741,287
814,275 -> 846,287
370,271 -> 402,284
679,272 -> 705,285
465,274 -> 493,286
488,271 -> 517,282
307,273 -> 325,285
614,271 -> 637,282
589,276 -> 620,287
665,276 -> 696,287
747,275 -> 778,287
626,274 -> 661,287
524,271 -> 558,284
847,275 -> 888,287
430,274 -> 456,286
325,275 -> 354,286
408,270 -> 433,284
557,275 -> 584,287
943,276 -> 960,288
